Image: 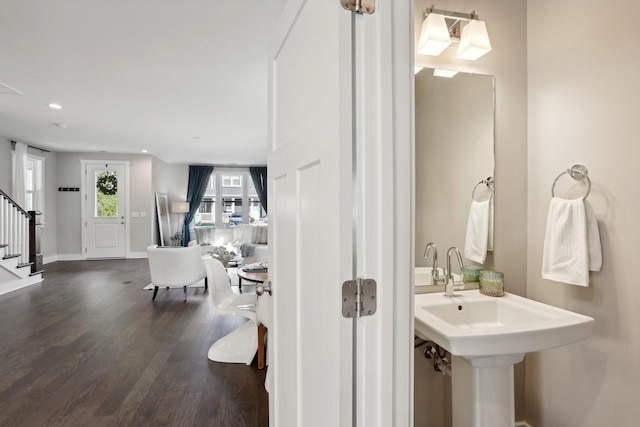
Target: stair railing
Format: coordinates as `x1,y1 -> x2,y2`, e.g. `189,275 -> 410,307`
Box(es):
0,189 -> 31,265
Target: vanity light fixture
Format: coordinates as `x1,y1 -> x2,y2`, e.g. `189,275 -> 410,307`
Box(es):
457,19 -> 492,60
433,69 -> 458,78
418,7 -> 492,61
417,13 -> 451,56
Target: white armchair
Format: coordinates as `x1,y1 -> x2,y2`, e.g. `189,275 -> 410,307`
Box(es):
147,245 -> 207,301
204,257 -> 258,364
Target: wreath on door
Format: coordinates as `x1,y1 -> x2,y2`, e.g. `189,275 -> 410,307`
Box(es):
96,172 -> 118,195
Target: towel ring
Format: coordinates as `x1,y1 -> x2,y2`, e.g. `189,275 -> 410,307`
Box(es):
472,177 -> 494,202
551,164 -> 591,200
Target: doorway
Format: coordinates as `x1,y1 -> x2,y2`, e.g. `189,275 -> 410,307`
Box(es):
82,161 -> 129,259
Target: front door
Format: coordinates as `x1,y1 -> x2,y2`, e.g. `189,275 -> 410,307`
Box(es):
268,0 -> 354,425
84,162 -> 127,259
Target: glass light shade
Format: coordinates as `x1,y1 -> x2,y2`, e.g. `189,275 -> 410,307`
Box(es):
171,201 -> 190,213
417,13 -> 451,56
456,20 -> 492,60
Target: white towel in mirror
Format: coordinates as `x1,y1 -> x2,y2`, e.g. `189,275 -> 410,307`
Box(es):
464,199 -> 491,264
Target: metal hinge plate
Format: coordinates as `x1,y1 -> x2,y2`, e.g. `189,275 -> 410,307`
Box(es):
340,0 -> 375,14
342,278 -> 377,318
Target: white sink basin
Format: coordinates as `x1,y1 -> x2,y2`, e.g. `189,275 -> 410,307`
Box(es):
414,290 -> 594,359
414,290 -> 594,427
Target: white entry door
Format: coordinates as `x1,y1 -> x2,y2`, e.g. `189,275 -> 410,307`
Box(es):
84,162 -> 127,259
269,0 -> 414,426
268,1 -> 354,425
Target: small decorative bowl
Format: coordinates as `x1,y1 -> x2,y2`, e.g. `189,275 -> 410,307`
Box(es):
479,270 -> 504,297
461,265 -> 482,283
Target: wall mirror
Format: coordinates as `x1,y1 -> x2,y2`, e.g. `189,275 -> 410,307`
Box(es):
155,192 -> 172,246
415,69 -> 495,291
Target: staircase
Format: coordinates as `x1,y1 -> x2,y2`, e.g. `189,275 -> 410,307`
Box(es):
0,189 -> 43,296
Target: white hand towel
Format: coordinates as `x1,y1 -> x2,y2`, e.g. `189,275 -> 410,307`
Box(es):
464,199 -> 490,264
585,200 -> 602,272
541,198 -> 602,286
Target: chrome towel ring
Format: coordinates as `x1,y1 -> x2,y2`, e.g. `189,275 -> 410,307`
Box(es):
472,177 -> 494,202
551,164 -> 591,200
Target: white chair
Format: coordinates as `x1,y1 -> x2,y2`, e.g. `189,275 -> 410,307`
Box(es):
204,257 -> 258,364
147,245 -> 207,301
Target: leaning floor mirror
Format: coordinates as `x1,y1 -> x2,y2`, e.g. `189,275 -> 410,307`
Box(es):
155,192 -> 172,246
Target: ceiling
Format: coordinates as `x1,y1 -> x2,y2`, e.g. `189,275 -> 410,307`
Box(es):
0,0 -> 286,165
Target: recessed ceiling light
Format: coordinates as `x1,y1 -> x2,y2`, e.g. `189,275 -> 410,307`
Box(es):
48,103 -> 62,109
141,149 -> 148,153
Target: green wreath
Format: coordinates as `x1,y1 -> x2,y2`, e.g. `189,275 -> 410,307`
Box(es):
96,172 -> 118,195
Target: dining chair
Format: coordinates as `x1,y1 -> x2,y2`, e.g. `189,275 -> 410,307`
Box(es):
204,257 -> 258,364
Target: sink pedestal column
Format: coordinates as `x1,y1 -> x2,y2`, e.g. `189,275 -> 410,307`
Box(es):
451,354 -> 524,427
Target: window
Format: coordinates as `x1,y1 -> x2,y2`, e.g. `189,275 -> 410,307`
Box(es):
221,175 -> 242,187
194,170 -> 266,226
94,171 -> 119,217
25,155 -> 44,219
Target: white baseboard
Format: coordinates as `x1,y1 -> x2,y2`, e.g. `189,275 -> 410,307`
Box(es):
43,255 -> 59,264
54,254 -> 84,262
45,253 -> 147,264
127,251 -> 148,259
0,275 -> 44,297
515,421 -> 533,427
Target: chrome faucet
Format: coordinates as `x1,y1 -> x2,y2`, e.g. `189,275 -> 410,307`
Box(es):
445,247 -> 464,297
424,242 -> 444,285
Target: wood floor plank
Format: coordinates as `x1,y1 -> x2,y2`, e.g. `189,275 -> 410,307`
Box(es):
0,259 -> 268,426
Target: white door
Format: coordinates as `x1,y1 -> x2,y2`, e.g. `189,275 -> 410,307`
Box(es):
268,0 -> 353,425
84,162 -> 127,258
268,0 -> 413,426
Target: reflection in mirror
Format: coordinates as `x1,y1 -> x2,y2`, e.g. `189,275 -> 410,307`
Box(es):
155,192 -> 172,246
415,69 -> 495,290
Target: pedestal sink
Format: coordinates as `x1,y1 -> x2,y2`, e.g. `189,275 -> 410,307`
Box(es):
414,290 -> 594,427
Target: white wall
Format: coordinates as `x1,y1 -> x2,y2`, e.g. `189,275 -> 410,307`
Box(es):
526,0 -> 640,425
413,0 -> 528,425
0,139 -> 11,190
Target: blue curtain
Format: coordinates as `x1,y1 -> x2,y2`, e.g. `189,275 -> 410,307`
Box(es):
183,165 -> 214,246
250,166 -> 267,214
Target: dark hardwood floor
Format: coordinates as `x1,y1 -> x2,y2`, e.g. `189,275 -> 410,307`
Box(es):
0,259 -> 268,427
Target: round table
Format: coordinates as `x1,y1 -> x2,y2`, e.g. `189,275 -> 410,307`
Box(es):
236,268 -> 268,289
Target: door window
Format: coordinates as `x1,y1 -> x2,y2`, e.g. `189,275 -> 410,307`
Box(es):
95,171 -> 119,217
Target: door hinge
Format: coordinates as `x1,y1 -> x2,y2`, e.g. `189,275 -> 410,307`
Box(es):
342,278 -> 377,318
340,0 -> 375,14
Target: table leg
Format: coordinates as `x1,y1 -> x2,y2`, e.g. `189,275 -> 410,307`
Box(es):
258,323 -> 265,369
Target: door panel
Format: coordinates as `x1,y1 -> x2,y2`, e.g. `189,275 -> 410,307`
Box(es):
268,0 -> 353,425
85,163 -> 126,258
